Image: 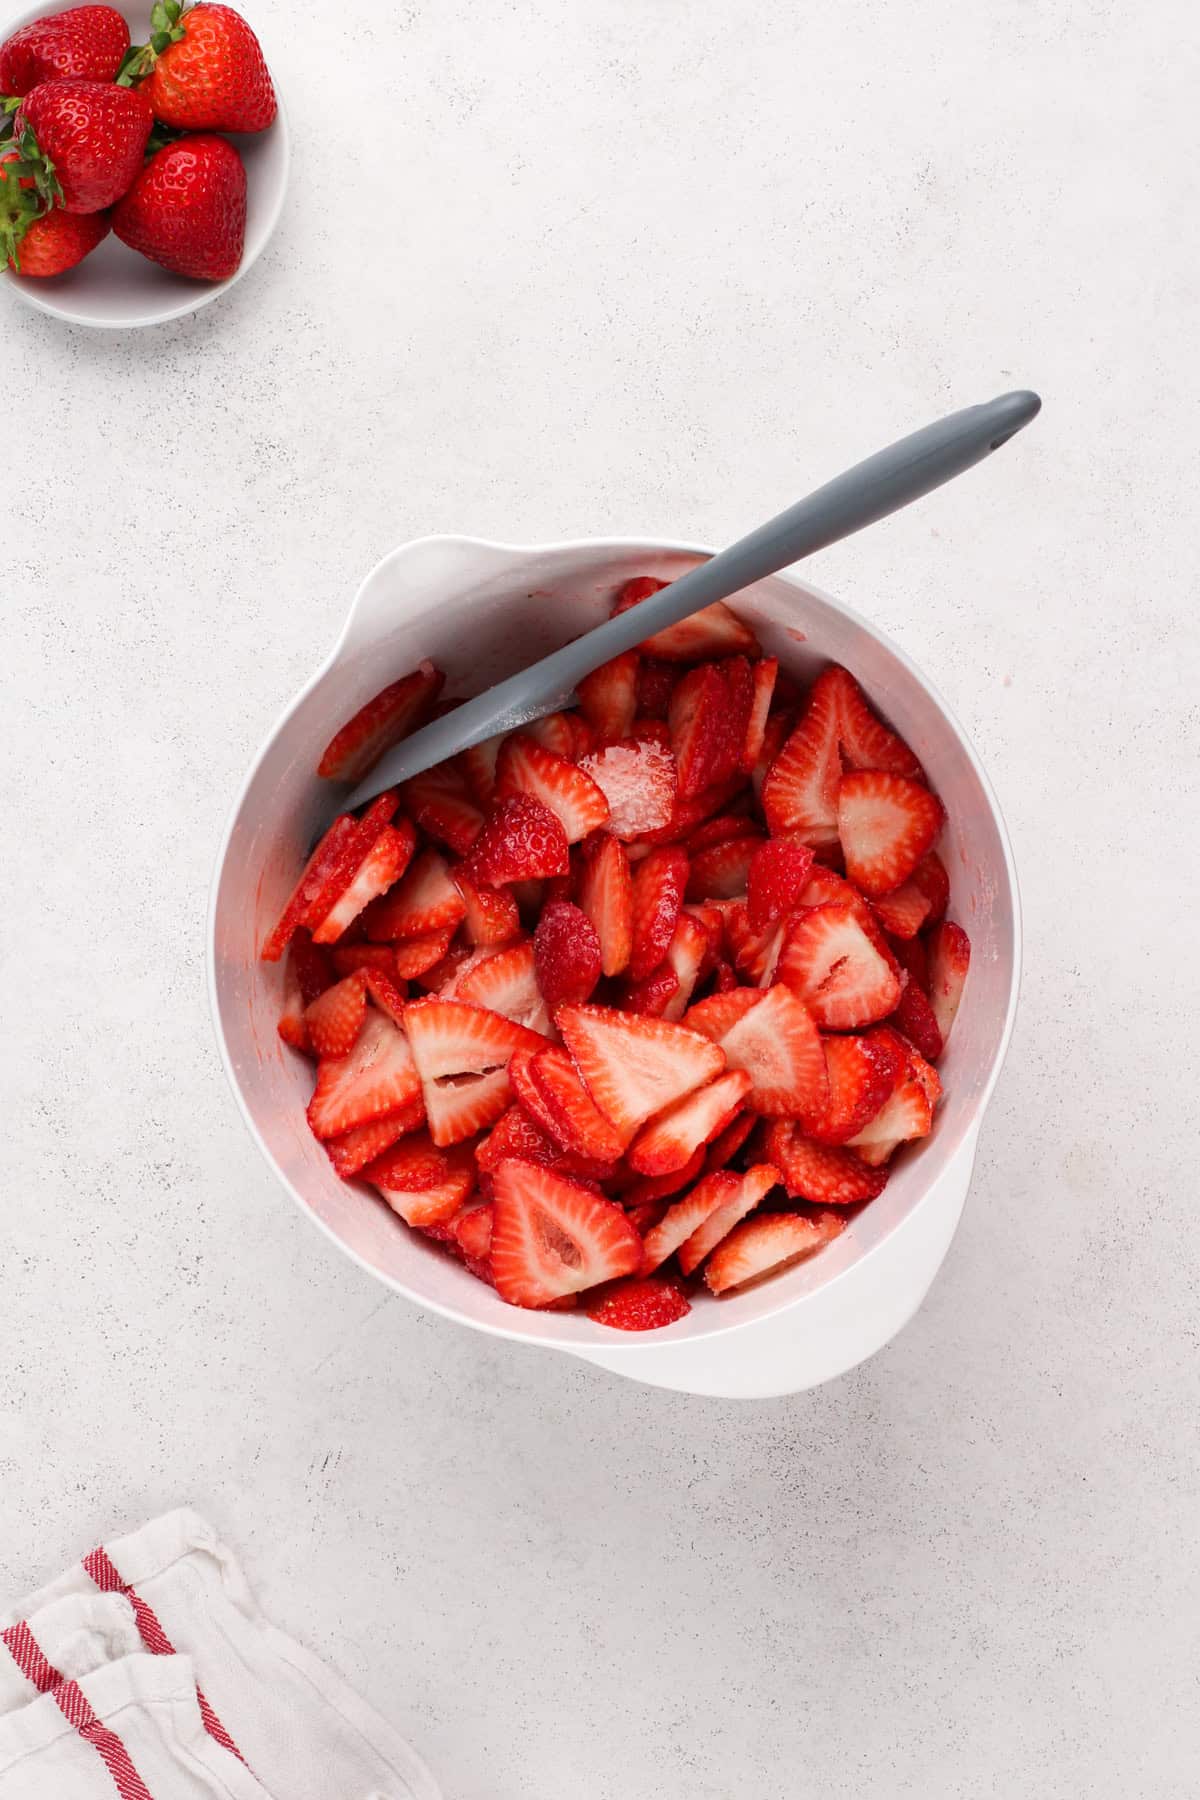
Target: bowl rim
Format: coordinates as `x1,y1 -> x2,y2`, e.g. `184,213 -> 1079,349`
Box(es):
0,0 -> 289,329
206,532 -> 1023,1351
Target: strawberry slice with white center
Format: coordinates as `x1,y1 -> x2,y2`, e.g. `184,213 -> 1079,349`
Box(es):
804,1028 -> 906,1144
306,1008 -> 423,1140
317,660 -> 443,783
459,734 -> 504,807
405,998 -> 547,1145
776,902 -> 902,1028
627,1067 -> 752,1176
611,578 -> 759,661
577,833 -> 634,977
741,657 -> 778,771
324,1096 -> 426,1178
393,928 -> 458,979
402,761 -> 485,856
871,878 -> 933,939
261,793 -> 399,962
639,1169 -> 745,1273
825,665 -> 923,781
455,940 -> 553,1036
660,912 -> 711,1021
761,668 -> 842,845
686,835 -> 761,901
310,820 -> 417,943
762,1120 -> 889,1205
304,971 -> 368,1058
363,848 -> 467,940
510,1044 -> 625,1165
363,1131 -> 476,1227
557,1005 -> 726,1147
453,870 -> 521,947
686,983 -> 827,1118
704,1209 -> 847,1294
576,652 -> 639,742
463,794 -> 570,886
847,1046 -> 942,1165
489,1158 -> 642,1307
579,736 -> 677,839
723,902 -> 786,986
677,1161 -> 781,1276
836,771 -> 944,898
629,846 -> 689,980
927,920 -> 970,1047
619,1145 -> 707,1210
525,711 -> 586,758
495,733 -> 611,842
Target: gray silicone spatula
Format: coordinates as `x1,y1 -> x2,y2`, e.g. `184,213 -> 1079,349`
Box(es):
342,389 -> 1040,811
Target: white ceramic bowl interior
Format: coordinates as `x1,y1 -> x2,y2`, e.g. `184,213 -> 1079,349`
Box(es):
209,537 -> 1020,1397
0,2 -> 288,328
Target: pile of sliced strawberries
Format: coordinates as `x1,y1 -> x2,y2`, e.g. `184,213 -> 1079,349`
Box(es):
263,578 -> 971,1332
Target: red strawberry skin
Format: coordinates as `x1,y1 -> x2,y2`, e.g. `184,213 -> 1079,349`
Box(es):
3,193 -> 110,275
136,3 -> 277,133
0,6 -> 129,95
17,80 -> 153,214
114,134 -> 246,281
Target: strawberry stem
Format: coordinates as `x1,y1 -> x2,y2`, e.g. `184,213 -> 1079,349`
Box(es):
116,0 -> 187,86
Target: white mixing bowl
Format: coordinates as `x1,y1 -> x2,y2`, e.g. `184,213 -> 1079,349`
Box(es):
0,2 -> 288,328
208,535 -> 1021,1398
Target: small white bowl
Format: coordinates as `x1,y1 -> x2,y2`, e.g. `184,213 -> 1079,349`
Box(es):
208,537 -> 1022,1399
0,1 -> 288,328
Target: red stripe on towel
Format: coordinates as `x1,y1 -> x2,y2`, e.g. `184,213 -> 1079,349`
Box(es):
1,1621 -> 156,1800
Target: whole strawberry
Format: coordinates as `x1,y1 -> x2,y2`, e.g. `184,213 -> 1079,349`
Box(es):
1,137 -> 110,273
0,5 -> 129,95
124,2 -> 276,132
113,133 -> 245,281
16,80 -> 153,213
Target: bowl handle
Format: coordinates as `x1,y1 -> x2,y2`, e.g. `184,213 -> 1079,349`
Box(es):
567,1127 -> 982,1398
334,536 -> 525,662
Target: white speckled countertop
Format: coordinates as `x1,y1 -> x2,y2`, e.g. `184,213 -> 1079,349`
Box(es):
4,1 -> 1198,1793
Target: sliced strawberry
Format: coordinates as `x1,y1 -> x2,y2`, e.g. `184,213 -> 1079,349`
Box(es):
364,1132 -> 476,1227
742,657 -> 778,771
797,862 -> 876,927
455,941 -> 553,1036
305,971 -> 368,1057
477,1103 -> 560,1174
557,1005 -> 726,1146
890,931 -> 930,995
824,665 -> 923,781
836,771 -> 944,897
524,711 -> 582,758
761,667 -> 841,845
640,1171 -> 742,1273
871,878 -> 933,939
577,833 -> 633,977
459,734 -> 504,807
306,1008 -> 422,1140
534,900 -> 602,1008
584,1275 -> 690,1330
723,902 -> 786,986
636,657 -> 678,719
762,1120 -> 889,1205
708,959 -> 739,994
402,762 -> 484,855
627,1068 -> 751,1176
311,820 -> 417,943
668,664 -> 728,799
927,920 -> 970,1047
261,796 -> 398,962
619,965 -> 679,1017
687,983 -> 827,1118
317,660 -> 443,782
847,1049 -> 941,1165
776,903 -> 901,1028
912,850 -> 950,925
325,1097 -> 425,1178
451,1201 -> 495,1261
619,1146 -> 707,1210
613,579 -> 759,660
629,846 -> 689,980
660,912 -> 711,1022
677,1162 -> 780,1275
576,651 -> 639,742
889,977 -> 943,1062
686,811 -> 757,854
704,1209 -> 847,1294
404,998 -> 546,1145
490,1159 -> 642,1306
686,835 -> 760,901
495,734 -> 611,843
746,837 -> 815,931
463,794 -> 570,886
702,1110 -> 757,1172
638,775 -> 748,847
521,1044 -> 625,1164
329,942 -> 400,981
362,966 -> 408,1025
393,927 -> 458,979
278,930 -> 334,1050
751,710 -> 791,806
805,1030 -> 906,1144
578,736 -> 677,839
453,869 -> 521,947
363,848 -> 466,940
